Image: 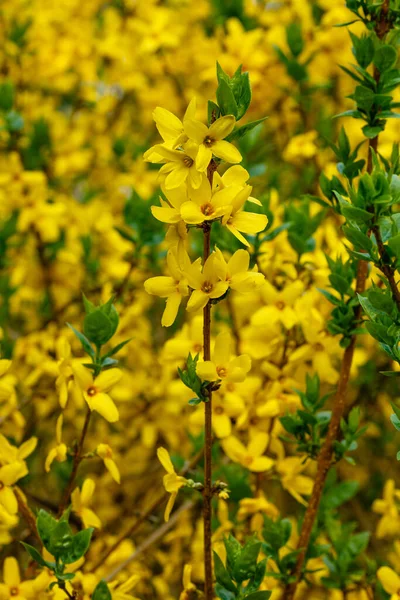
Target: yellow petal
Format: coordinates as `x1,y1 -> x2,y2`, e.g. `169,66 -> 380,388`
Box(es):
157,447 -> 174,474
95,368 -> 122,393
212,140 -> 242,164
187,290 -> 209,312
377,567 -> 400,594
165,166 -> 188,189
209,115 -> 236,140
73,363 -> 93,391
184,119 -> 208,145
164,492 -> 177,522
248,432 -> 269,457
3,557 -> 20,587
196,144 -> 212,172
180,201 -> 205,225
18,437 -> 37,460
144,276 -> 177,298
230,212 -> 268,234
104,458 -> 120,484
162,292 -> 182,327
196,361 -> 218,381
151,205 -> 181,224
222,436 -> 246,462
81,478 -> 96,505
0,487 -> 18,514
228,249 -> 249,275
213,413 -> 232,438
81,506 -> 101,529
89,392 -> 119,422
250,456 -> 275,472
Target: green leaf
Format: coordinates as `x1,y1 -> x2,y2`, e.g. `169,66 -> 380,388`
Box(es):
213,551 -> 237,593
37,509 -> 59,551
224,534 -> 242,575
215,585 -> 236,600
216,80 -> 239,119
362,124 -> 384,139
226,117 -> 267,142
286,22 -> 304,58
21,543 -> 49,568
0,82 -> 14,111
82,293 -> 96,314
92,581 -> 112,600
234,538 -> 261,583
67,324 -> 95,359
83,304 -> 119,347
103,338 -> 132,359
48,521 -> 73,560
391,413 -> 400,431
63,528 -> 94,564
374,45 -> 398,73
245,592 -> 272,600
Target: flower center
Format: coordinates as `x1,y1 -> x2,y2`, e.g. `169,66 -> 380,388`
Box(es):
243,455 -> 253,466
202,281 -> 213,293
183,155 -> 194,168
87,386 -> 97,397
0,481 -> 4,490
217,366 -> 227,378
203,136 -> 215,147
250,417 -> 259,426
275,300 -> 285,310
193,343 -> 202,353
314,342 -> 324,351
214,406 -> 224,415
10,588 -> 19,596
201,203 -> 214,216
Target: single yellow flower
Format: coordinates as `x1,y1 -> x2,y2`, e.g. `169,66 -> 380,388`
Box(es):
73,364 -> 122,423
45,414 -> 67,472
185,253 -> 229,312
196,331 -> 251,383
179,177 -> 234,225
96,444 -> 120,484
222,433 -> 274,472
184,115 -> 242,171
0,556 -> 35,599
150,141 -> 203,190
71,478 -> 101,529
214,248 -> 264,293
157,447 -> 187,522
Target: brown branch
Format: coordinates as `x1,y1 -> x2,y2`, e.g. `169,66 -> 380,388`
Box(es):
58,407 -> 91,517
284,8 -> 392,596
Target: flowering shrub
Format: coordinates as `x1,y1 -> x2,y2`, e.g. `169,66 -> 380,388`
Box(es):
1,0 -> 400,599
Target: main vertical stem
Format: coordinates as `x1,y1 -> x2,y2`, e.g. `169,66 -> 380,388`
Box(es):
203,221 -> 213,599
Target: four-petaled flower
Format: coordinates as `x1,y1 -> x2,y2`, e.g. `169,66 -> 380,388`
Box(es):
73,364 -> 122,423
157,447 -> 187,522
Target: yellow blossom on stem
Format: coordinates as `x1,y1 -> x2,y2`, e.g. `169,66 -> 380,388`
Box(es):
150,141 -> 203,190
180,177 -> 234,225
45,414 -> 67,472
196,331 -> 251,383
185,253 -> 229,312
96,443 -> 120,484
222,432 -> 274,472
72,363 -> 122,423
184,114 -> 242,171
251,280 -> 305,330
71,478 -> 101,529
157,447 -> 187,522
144,249 -> 190,326
372,479 -> 400,539
0,556 -> 38,600
214,248 -> 265,293
150,185 -> 188,225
